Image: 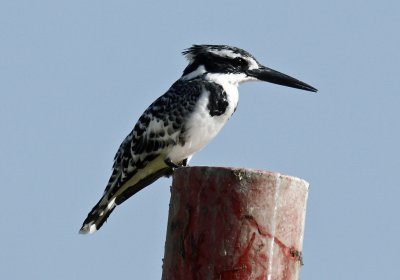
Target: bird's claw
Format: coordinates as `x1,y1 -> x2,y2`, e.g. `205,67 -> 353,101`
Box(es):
164,158 -> 180,168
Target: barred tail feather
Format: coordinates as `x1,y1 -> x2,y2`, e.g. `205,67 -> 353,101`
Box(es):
79,196 -> 116,234
79,157 -> 177,234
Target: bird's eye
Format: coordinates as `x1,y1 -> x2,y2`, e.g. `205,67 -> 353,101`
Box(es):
233,57 -> 247,68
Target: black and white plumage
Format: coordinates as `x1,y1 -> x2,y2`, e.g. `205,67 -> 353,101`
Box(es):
79,44 -> 317,234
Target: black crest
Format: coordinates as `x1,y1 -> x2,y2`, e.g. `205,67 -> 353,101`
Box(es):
182,44 -> 252,59
181,44 -> 256,77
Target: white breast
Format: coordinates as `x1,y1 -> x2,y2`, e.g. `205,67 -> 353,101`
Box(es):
168,79 -> 239,163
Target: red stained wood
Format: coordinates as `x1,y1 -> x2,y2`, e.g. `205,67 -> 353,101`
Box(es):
162,167 -> 308,280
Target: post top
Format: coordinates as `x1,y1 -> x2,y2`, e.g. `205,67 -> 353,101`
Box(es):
173,166 -> 309,189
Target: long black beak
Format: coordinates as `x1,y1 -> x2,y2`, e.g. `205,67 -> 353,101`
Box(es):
247,65 -> 318,92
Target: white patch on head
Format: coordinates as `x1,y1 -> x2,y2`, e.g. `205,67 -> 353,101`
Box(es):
208,49 -> 260,70
184,46 -> 261,81
209,49 -> 240,59
247,57 -> 260,70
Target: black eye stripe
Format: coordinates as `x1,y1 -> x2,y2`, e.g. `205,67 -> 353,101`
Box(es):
209,54 -> 247,67
182,53 -> 250,76
233,57 -> 248,67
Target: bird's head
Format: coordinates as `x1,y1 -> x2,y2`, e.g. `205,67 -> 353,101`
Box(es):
182,44 -> 317,92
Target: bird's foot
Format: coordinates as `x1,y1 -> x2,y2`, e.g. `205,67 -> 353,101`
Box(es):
164,158 -> 180,168
182,158 -> 189,166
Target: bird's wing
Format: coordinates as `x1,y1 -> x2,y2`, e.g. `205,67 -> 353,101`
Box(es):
103,79 -> 203,204
80,79 -> 205,233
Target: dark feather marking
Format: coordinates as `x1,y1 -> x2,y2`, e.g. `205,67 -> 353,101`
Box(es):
206,83 -> 229,117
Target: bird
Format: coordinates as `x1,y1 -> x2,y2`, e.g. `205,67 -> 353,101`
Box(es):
79,44 -> 317,234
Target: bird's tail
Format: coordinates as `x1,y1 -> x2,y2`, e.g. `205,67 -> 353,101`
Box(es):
79,195 -> 116,234
79,156 -> 176,234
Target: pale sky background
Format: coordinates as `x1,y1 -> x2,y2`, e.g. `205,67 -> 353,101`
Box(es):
1,1 -> 399,279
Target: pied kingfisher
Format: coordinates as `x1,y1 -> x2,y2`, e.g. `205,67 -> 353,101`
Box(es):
79,44 -> 317,234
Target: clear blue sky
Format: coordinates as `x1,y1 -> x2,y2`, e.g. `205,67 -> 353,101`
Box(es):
1,1 -> 399,279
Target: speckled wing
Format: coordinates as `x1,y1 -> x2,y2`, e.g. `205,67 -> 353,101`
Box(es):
106,79 -> 204,203
79,79 -> 203,233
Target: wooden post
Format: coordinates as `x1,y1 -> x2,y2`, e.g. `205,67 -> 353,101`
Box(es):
162,167 -> 309,280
